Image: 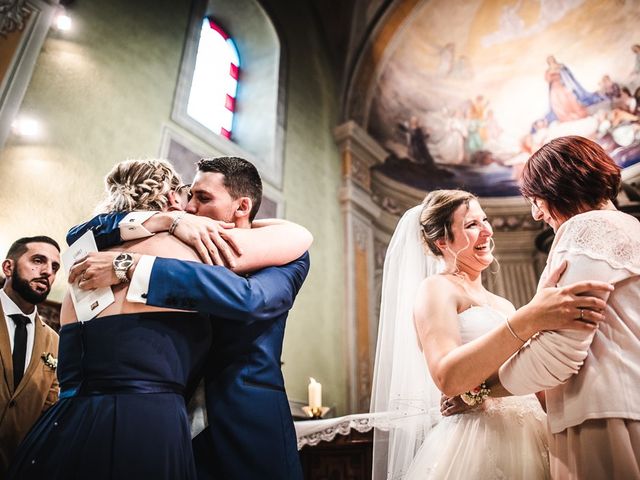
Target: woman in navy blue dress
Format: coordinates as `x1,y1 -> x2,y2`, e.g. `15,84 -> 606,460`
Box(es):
8,159 -> 312,479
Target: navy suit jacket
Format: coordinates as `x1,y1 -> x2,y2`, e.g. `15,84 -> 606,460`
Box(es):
68,215 -> 309,480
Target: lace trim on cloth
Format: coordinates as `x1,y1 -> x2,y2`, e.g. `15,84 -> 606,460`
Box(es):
553,213 -> 640,273
295,409 -> 441,450
295,396 -> 545,450
295,414 -> 377,449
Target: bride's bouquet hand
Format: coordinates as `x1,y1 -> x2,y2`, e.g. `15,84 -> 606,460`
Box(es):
525,261 -> 613,332
440,393 -> 479,417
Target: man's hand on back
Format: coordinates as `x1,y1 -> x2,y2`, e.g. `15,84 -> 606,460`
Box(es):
69,251 -> 140,290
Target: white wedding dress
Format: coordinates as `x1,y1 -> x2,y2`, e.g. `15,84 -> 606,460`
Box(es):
405,306 -> 551,480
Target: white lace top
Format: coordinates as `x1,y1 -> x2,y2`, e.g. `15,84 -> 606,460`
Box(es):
500,209 -> 640,433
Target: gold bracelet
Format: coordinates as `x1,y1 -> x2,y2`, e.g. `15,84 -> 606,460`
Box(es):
169,211 -> 186,235
505,317 -> 526,344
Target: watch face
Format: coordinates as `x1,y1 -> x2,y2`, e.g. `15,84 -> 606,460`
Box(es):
115,253 -> 134,269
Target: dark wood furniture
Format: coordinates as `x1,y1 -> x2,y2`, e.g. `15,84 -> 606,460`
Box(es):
299,429 -> 373,480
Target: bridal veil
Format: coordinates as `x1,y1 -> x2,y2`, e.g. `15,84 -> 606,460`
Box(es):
370,205 -> 445,480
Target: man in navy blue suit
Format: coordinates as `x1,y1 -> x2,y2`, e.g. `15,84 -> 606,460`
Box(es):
67,157 -> 308,479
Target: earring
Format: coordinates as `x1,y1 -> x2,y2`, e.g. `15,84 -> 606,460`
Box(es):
489,260 -> 500,275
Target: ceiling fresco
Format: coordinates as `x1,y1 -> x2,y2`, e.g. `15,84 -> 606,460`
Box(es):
366,0 -> 640,196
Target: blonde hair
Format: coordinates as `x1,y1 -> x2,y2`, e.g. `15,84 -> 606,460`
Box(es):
419,189 -> 477,257
96,159 -> 183,213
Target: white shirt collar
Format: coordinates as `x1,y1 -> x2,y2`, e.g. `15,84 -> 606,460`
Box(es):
0,289 -> 38,322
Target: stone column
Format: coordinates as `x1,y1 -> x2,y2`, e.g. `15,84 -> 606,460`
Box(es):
334,121 -> 386,413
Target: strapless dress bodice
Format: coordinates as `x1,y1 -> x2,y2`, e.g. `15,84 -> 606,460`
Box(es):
457,305 -> 507,345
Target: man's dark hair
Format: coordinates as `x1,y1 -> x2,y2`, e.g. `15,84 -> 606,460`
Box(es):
6,236 -> 61,261
197,156 -> 263,221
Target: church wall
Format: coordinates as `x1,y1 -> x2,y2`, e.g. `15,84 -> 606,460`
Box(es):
0,0 -> 191,266
0,0 -> 347,413
263,0 -> 347,414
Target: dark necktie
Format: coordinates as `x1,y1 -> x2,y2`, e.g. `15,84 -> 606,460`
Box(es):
10,314 -> 31,388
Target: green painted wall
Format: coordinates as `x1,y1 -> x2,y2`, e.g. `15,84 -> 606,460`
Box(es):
0,0 -> 347,413
0,0 -> 193,272
262,0 -> 347,415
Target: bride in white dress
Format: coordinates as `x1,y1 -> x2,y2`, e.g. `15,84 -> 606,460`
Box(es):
371,190 -> 612,479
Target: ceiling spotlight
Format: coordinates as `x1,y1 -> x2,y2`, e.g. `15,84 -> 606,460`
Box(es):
12,117 -> 41,138
55,12 -> 72,31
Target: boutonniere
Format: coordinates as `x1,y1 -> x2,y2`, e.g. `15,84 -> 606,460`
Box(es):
41,352 -> 57,370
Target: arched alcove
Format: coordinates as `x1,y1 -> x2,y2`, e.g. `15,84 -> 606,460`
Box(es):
172,0 -> 286,187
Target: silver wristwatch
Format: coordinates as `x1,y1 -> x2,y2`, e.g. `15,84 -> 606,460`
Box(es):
113,253 -> 134,283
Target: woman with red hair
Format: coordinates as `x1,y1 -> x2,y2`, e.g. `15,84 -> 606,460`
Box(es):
498,136 -> 640,479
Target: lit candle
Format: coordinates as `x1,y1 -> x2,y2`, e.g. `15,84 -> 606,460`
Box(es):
308,377 -> 322,409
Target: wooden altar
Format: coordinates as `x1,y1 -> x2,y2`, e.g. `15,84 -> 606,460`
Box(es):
299,429 -> 373,480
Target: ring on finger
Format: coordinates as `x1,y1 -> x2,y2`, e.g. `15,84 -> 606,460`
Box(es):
579,308 -> 584,320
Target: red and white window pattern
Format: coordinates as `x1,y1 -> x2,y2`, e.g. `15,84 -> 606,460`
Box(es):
187,17 -> 240,139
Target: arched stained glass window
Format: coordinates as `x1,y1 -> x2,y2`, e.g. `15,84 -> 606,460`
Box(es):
171,0 -> 284,187
187,18 -> 239,139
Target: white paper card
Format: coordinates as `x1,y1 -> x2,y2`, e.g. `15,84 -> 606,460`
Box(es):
62,230 -> 115,322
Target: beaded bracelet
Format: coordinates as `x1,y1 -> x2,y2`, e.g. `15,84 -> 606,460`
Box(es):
460,382 -> 490,406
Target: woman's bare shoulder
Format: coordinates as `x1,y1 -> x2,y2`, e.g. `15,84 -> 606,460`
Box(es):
109,233 -> 201,263
418,274 -> 461,301
420,273 -> 458,290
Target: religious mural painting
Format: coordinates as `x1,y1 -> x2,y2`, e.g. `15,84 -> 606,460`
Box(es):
367,0 -> 640,196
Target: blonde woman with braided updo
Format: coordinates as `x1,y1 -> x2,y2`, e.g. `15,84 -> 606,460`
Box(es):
9,158 -> 312,480
97,158 -> 187,213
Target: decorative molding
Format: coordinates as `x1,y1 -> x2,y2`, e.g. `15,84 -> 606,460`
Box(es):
335,121 -> 387,192
0,0 -> 30,37
373,238 -> 386,271
351,216 -> 374,412
372,192 -> 402,216
0,0 -> 58,149
339,182 -> 381,219
370,168 -> 425,215
371,237 -> 387,342
344,150 -> 373,190
490,214 -> 543,232
357,357 -> 371,412
334,121 -> 388,162
353,219 -> 370,250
